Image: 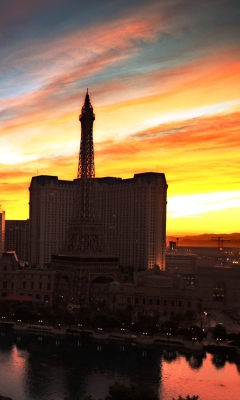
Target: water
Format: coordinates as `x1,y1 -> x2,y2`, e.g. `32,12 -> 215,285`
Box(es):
0,332 -> 239,400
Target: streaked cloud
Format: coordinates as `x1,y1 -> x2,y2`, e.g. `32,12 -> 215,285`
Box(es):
0,0 -> 239,234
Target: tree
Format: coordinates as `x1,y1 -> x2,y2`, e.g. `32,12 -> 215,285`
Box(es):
131,315 -> 158,335
0,301 -> 10,318
14,304 -> 32,322
212,324 -> 227,342
105,381 -> 158,400
185,310 -> 196,327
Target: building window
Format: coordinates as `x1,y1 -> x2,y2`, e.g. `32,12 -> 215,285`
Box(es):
22,282 -> 26,289
178,300 -> 182,307
2,281 -> 7,289
134,297 -> 139,305
164,300 -> 167,306
142,298 -> 146,305
31,282 -> 34,289
39,283 -> 42,290
47,283 -> 51,291
149,299 -> 153,305
187,301 -> 191,308
213,281 -> 225,302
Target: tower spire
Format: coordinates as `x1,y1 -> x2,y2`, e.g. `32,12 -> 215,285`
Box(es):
52,90 -> 119,305
77,89 -> 95,179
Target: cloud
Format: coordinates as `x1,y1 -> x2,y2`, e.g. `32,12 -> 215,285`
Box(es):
168,191 -> 240,218
1,0 -> 240,234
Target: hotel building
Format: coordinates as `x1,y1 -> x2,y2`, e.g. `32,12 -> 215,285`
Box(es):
29,172 -> 167,271
0,208 -> 5,258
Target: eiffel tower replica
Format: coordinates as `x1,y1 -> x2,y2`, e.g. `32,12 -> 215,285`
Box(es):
52,90 -> 119,305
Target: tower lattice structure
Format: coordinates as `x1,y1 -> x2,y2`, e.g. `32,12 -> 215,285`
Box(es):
61,90 -> 108,255
77,88 -> 95,180
52,90 -> 119,304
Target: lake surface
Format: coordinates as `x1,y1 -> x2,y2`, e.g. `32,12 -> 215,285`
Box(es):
0,332 -> 239,400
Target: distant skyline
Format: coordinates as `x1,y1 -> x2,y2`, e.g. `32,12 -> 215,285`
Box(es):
1,0 -> 240,235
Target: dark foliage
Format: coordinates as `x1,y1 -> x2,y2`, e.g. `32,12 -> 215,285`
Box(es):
212,324 -> 227,341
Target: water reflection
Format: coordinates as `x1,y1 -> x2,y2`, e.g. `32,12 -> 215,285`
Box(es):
0,332 -> 239,400
163,349 -> 177,362
211,353 -> 227,369
188,354 -> 204,369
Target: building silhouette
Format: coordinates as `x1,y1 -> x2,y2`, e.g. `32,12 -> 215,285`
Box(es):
0,251 -> 55,305
0,208 -> 5,258
51,91 -> 119,304
5,220 -> 29,263
28,91 -> 168,273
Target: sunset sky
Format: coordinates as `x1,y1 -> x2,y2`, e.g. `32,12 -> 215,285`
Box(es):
0,0 -> 240,235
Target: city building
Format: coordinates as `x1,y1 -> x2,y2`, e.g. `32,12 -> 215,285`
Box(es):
5,219 -> 29,263
29,92 -> 167,272
29,173 -> 167,272
0,208 -> 5,258
166,251 -> 197,273
0,251 -> 55,305
109,268 -> 198,317
109,265 -> 240,316
29,176 -> 76,268
191,266 -> 240,309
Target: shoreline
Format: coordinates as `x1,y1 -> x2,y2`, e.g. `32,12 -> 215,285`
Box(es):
0,322 -> 237,356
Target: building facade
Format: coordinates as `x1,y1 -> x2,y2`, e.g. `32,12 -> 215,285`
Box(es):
29,172 -> 167,271
0,252 -> 55,305
5,220 -> 29,263
0,209 -> 5,258
29,176 -> 76,268
96,173 -> 167,271
109,269 -> 198,317
109,266 -> 240,317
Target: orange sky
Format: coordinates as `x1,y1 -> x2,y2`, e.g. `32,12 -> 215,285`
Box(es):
0,0 -> 240,235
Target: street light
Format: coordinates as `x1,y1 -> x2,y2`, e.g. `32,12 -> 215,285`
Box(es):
216,337 -> 222,345
166,331 -> 171,341
166,328 -> 172,341
192,336 -> 197,344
